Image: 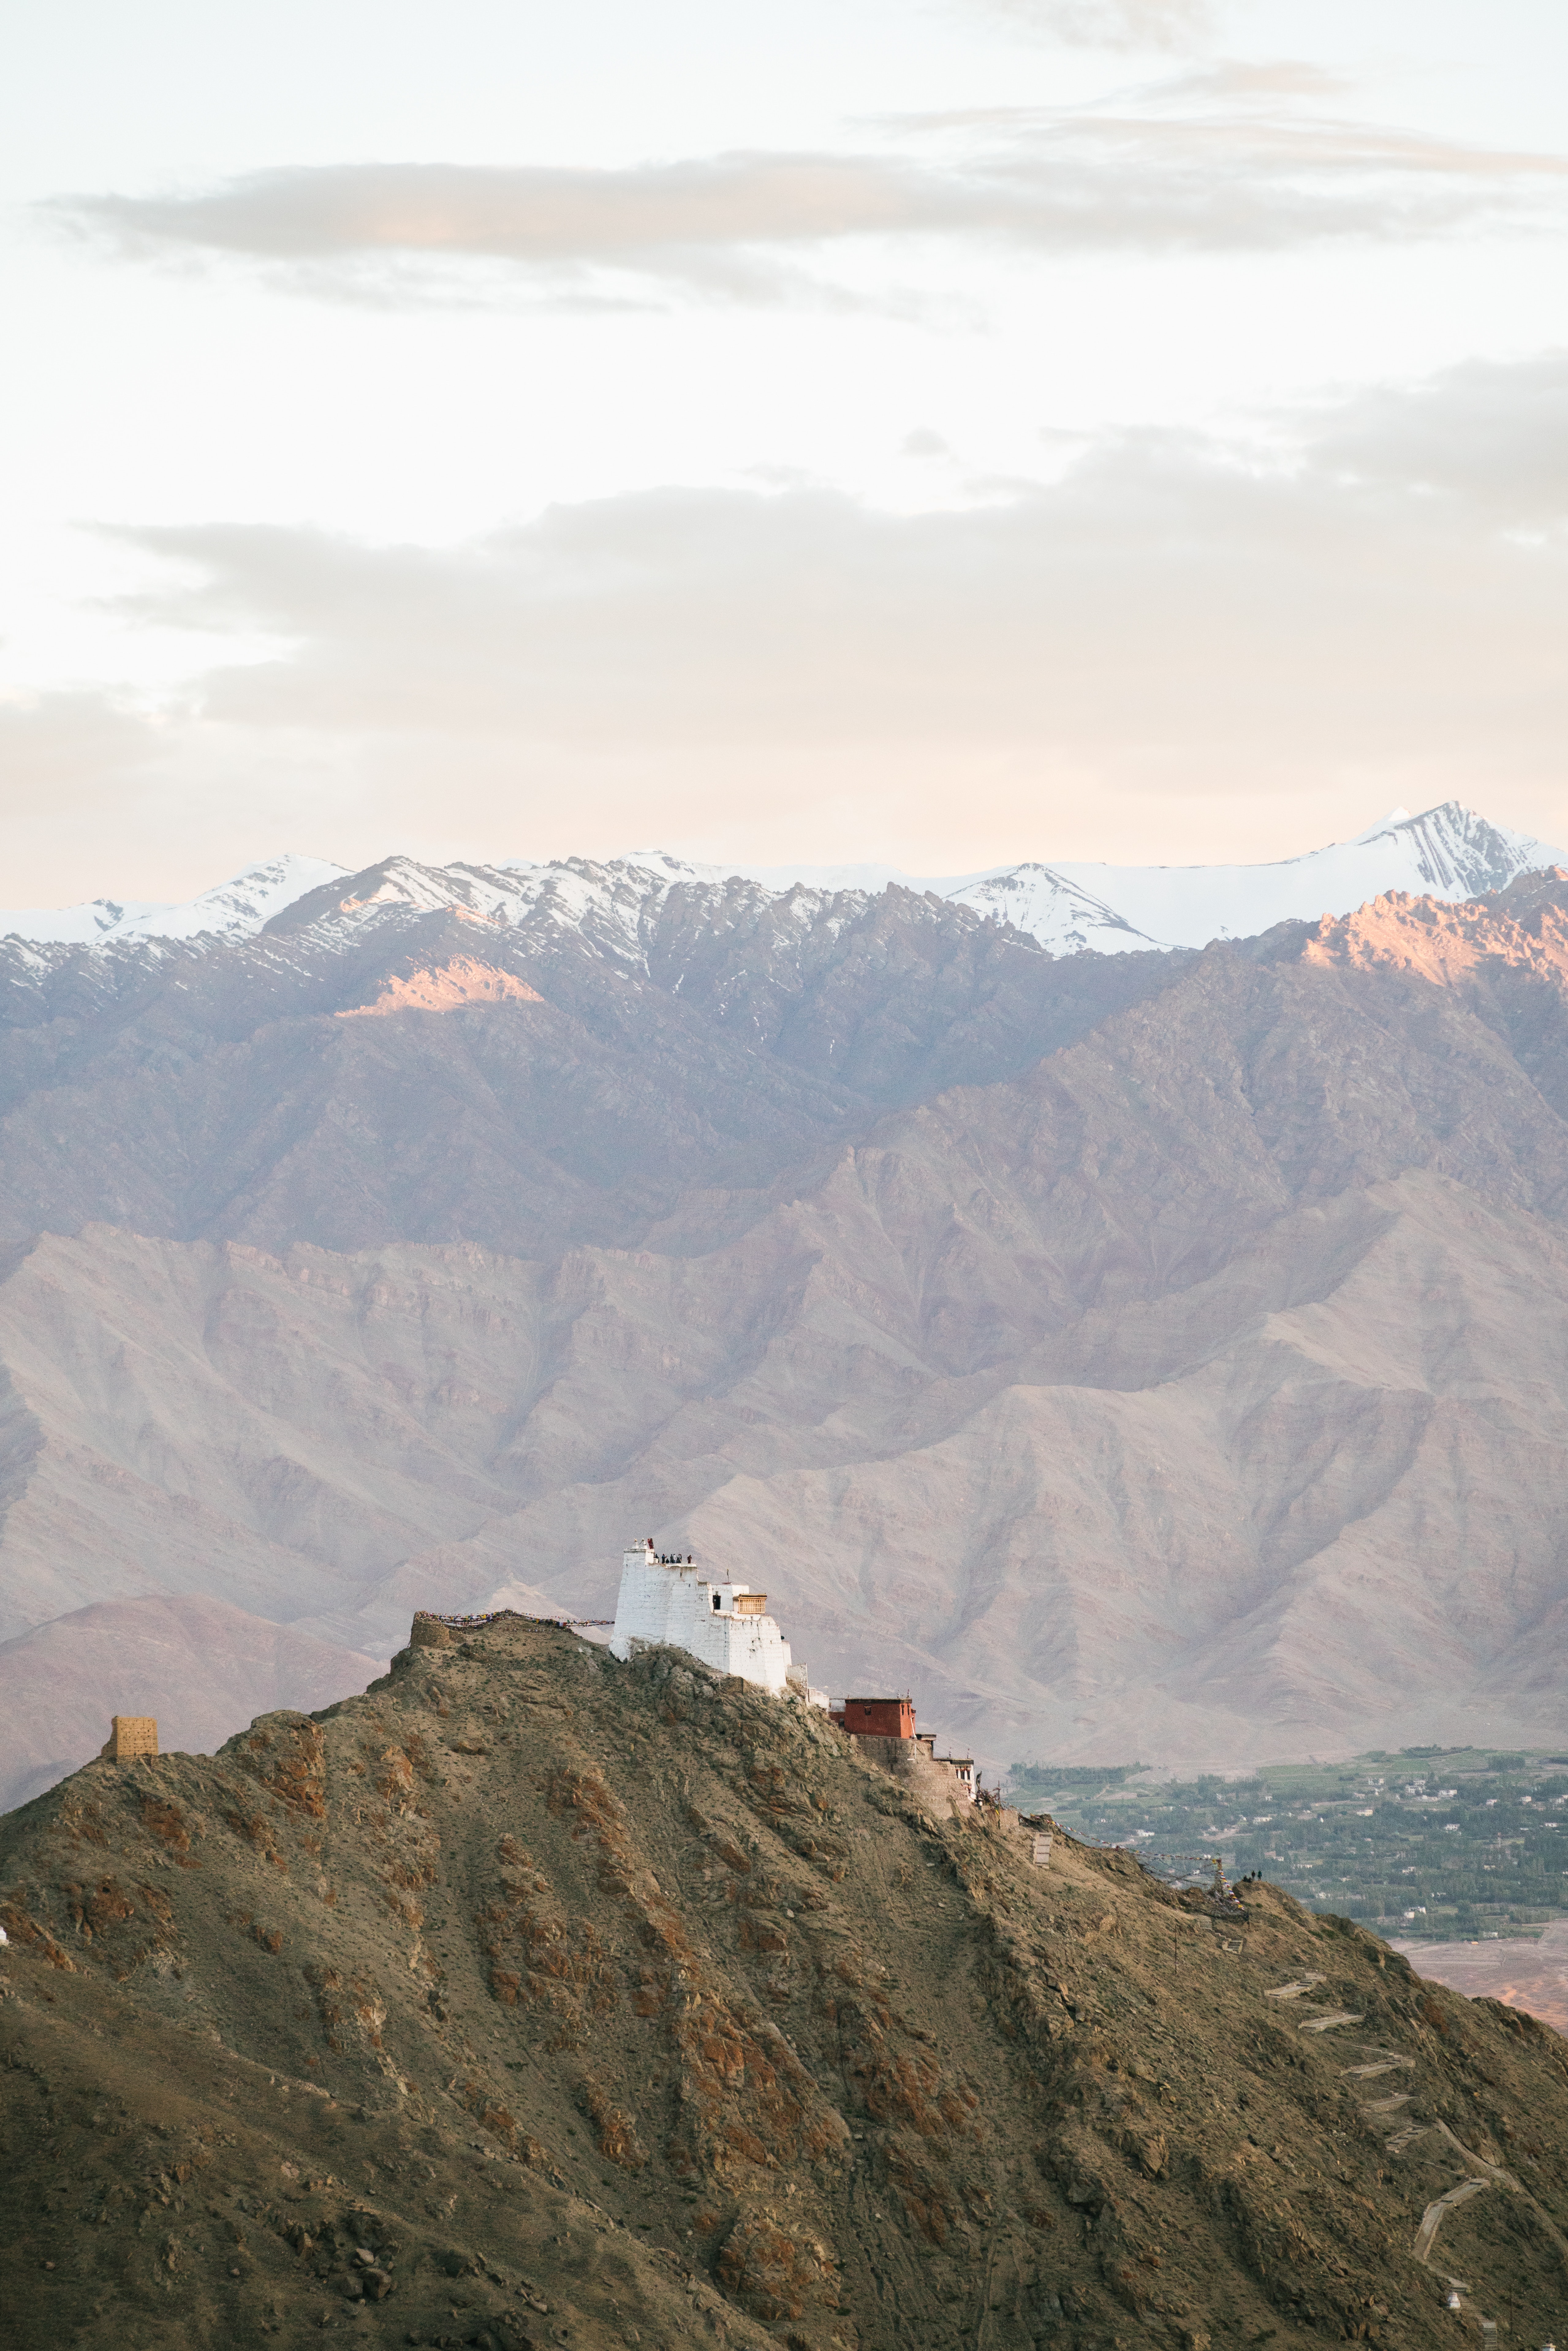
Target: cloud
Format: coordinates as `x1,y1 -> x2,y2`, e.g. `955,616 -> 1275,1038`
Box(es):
0,689 -> 367,907
1155,61 -> 1352,102
1313,351 -> 1568,521
47,97 -> 1568,307
4,346 -> 1560,903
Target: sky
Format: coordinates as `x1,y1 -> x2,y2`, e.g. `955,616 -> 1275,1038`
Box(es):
4,0 -> 1568,904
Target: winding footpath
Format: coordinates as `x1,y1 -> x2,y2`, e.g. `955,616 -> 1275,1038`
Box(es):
1266,1970 -> 1568,2341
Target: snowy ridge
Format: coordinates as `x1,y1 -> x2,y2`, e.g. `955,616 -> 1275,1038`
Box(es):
722,804 -> 1566,955
943,805 -> 1567,955
1,803 -> 1561,959
267,849 -> 875,977
292,852 -> 746,969
618,803 -> 1566,955
0,853 -> 349,947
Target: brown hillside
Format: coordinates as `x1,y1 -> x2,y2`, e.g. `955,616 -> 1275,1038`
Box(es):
4,1622 -> 1568,2351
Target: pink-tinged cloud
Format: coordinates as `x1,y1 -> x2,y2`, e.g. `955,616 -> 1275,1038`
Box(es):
2,347 -> 1567,904
48,98 -> 1568,307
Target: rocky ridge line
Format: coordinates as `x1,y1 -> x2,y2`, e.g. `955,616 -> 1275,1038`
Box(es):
5,1619 -> 1568,2349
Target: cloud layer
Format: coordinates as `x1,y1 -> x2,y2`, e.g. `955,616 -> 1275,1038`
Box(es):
52,92 -> 1568,305
6,348 -> 1568,900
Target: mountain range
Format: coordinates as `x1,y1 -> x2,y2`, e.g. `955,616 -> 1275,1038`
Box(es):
5,798 -> 1558,955
4,804 -> 1568,1811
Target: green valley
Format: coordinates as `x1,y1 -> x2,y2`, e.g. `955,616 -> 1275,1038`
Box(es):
1008,1748 -> 1568,1941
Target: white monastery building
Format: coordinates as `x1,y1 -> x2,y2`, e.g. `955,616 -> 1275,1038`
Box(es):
610,1540 -> 806,1697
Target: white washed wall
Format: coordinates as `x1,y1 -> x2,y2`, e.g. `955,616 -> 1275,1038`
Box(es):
609,1545 -> 793,1695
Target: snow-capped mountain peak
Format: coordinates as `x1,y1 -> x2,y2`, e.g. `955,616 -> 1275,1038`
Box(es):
0,852 -> 349,948
938,800 -> 1566,955
263,851 -> 767,972
1346,802 -> 1556,901
1,802 -> 1561,960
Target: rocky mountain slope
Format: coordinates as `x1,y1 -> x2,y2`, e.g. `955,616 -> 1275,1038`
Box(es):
0,867 -> 1173,1259
8,862 -> 1568,1801
6,1621 -> 1568,2351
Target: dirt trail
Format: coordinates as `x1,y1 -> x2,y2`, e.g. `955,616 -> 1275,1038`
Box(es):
1333,2012 -> 1568,2348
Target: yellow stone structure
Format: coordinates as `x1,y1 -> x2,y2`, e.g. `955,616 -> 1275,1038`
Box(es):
409,1613 -> 454,1650
98,1715 -> 158,1761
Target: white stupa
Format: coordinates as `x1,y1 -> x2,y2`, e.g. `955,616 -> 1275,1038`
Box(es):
609,1539 -> 799,1696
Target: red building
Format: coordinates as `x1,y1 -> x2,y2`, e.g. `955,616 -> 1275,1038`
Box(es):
841,1696 -> 916,1739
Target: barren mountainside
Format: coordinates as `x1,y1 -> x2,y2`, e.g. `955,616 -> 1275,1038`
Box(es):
6,862 -> 1568,1799
6,1620 -> 1568,2351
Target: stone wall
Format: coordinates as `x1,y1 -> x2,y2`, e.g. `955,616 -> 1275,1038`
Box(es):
98,1716 -> 158,1761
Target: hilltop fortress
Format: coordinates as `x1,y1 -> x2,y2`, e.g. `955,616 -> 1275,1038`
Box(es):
408,1540 -> 975,1799
608,1538 -> 815,1699
605,1540 -> 981,1800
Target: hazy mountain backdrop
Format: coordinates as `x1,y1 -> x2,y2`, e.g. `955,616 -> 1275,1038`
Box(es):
6,813 -> 1568,1807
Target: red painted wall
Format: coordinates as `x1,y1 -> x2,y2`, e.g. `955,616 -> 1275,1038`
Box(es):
842,1697 -> 915,1739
